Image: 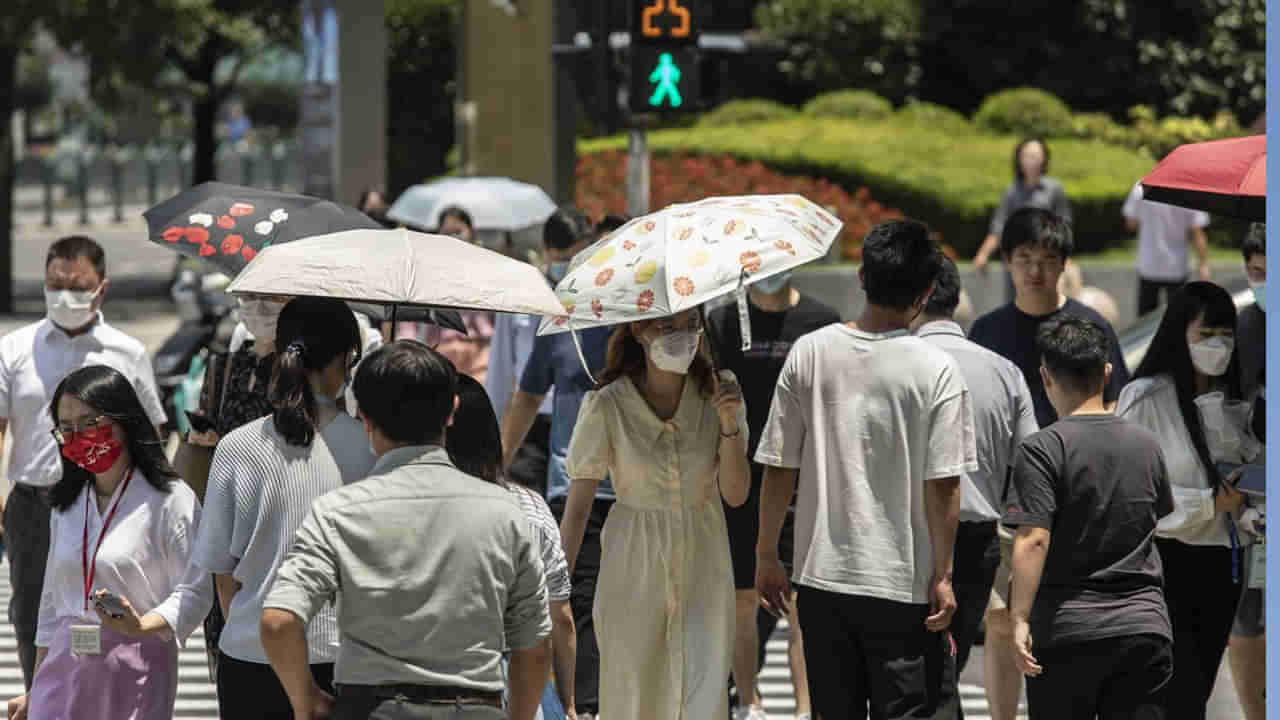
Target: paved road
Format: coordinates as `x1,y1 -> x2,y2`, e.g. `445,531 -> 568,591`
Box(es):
12,204 -> 175,301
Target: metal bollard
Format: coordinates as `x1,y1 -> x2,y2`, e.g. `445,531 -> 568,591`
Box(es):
270,141 -> 286,190
42,157 -> 54,227
109,151 -> 124,223
77,155 -> 89,226
146,148 -> 159,205
240,149 -> 255,187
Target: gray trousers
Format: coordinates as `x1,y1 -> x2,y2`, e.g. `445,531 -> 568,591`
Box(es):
5,484 -> 51,690
334,697 -> 506,720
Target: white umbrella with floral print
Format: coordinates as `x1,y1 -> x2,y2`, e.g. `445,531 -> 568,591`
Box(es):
536,194 -> 842,349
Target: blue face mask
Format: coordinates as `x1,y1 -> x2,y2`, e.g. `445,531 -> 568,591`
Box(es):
548,262 -> 570,283
753,272 -> 792,295
1251,282 -> 1266,312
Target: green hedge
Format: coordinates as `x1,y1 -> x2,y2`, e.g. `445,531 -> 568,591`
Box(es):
974,87 -> 1076,137
697,99 -> 800,127
580,117 -> 1157,257
803,89 -> 893,121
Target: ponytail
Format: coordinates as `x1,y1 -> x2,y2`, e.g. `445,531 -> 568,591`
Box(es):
268,297 -> 361,447
271,340 -> 318,446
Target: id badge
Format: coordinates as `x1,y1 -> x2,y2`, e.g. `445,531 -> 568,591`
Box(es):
69,624 -> 101,656
1248,543 -> 1266,590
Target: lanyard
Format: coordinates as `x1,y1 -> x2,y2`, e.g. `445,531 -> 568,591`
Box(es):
82,467 -> 132,612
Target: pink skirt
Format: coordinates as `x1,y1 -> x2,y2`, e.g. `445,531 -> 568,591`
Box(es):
29,617 -> 178,720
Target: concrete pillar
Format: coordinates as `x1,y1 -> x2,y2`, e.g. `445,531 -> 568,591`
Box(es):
300,0 -> 387,205
459,0 -> 574,204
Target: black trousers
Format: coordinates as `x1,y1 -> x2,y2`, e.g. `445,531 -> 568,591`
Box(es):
1025,634 -> 1172,720
507,414 -> 551,498
1137,276 -> 1187,317
549,496 -> 614,715
952,521 -> 1000,678
5,484 -> 51,690
1155,538 -> 1243,720
216,651 -> 334,719
796,585 -> 957,720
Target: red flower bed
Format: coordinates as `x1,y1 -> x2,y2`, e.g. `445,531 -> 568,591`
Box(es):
575,150 -> 946,260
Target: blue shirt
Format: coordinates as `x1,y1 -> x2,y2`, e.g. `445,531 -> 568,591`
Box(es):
520,327 -> 614,500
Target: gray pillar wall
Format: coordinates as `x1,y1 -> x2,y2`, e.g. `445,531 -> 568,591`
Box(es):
300,0 -> 387,204
336,0 -> 387,206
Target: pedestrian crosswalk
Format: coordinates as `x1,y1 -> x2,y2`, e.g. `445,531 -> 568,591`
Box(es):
0,560 -> 1023,720
757,619 -> 1028,720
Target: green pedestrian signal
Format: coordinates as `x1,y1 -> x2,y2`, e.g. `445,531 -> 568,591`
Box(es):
647,52 -> 683,108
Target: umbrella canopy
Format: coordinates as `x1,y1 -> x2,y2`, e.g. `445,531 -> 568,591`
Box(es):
1140,135 -> 1265,221
226,228 -> 566,319
144,182 -> 384,276
536,194 -> 842,342
386,177 -> 557,232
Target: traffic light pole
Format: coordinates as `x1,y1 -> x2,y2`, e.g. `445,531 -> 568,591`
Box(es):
626,128 -> 650,216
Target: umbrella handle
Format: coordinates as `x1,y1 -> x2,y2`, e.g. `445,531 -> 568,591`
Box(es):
567,319 -> 599,388
698,304 -> 721,375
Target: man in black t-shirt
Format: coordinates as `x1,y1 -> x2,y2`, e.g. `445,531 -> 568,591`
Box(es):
970,208 -> 1129,428
708,270 -> 840,720
1004,313 -> 1175,720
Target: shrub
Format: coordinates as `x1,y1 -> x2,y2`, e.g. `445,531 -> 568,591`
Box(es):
697,99 -> 800,128
1069,112 -> 1136,148
575,151 -> 909,261
803,89 -> 893,121
579,116 -> 1155,257
973,87 -> 1075,138
896,100 -> 970,134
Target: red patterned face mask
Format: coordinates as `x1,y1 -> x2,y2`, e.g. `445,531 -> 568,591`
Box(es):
60,424 -> 123,474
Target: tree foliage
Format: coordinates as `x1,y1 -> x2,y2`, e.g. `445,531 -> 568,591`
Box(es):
386,0 -> 457,196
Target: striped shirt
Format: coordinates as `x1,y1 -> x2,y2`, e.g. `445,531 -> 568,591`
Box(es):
508,484 -> 571,602
192,414 -> 376,664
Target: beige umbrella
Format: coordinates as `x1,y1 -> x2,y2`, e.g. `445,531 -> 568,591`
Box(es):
226,228 -> 565,338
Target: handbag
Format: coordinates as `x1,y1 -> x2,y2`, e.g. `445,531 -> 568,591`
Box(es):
172,347 -> 233,503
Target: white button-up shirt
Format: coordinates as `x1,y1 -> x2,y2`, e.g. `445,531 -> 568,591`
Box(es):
0,316 -> 166,488
36,468 -> 212,648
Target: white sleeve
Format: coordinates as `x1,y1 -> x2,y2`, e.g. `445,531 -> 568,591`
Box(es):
133,350 -> 168,425
755,344 -> 808,469
34,511 -> 60,648
149,495 -> 215,646
1122,182 -> 1142,220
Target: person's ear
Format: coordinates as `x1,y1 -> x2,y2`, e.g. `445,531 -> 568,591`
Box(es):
1039,365 -> 1052,393
93,278 -> 110,310
445,394 -> 460,427
1102,362 -> 1113,390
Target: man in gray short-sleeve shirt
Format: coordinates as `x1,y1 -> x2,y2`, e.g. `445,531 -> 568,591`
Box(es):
262,341 -> 551,720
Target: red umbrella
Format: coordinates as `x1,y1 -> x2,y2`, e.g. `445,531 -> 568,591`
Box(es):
1140,134 -> 1265,221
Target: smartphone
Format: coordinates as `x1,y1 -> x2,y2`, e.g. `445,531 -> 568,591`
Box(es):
95,591 -> 127,619
184,411 -> 216,434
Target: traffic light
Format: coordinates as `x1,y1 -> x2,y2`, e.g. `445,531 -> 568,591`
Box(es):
629,0 -> 700,115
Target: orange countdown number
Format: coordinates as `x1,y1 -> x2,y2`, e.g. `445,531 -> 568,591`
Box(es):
641,0 -> 691,39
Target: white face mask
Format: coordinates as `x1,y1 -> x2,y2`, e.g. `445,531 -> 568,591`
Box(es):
1249,280 -> 1266,312
45,286 -> 100,330
1189,336 -> 1234,377
646,328 -> 702,374
239,298 -> 285,345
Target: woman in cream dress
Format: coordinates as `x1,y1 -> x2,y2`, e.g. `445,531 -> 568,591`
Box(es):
562,307 -> 750,720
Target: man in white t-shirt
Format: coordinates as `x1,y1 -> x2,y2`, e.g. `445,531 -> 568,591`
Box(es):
756,220 -> 977,720
1122,181 -> 1211,316
0,236 -> 166,688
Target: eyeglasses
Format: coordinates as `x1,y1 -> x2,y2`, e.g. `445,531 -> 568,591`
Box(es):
51,415 -> 108,445
1010,256 -> 1064,273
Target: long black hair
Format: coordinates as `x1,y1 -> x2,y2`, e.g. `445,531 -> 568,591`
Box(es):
270,297 -> 361,447
445,374 -> 506,487
1133,281 -> 1242,490
48,365 -> 177,511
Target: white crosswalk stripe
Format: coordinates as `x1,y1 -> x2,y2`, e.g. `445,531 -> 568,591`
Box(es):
757,619 -> 1028,720
0,560 -> 219,719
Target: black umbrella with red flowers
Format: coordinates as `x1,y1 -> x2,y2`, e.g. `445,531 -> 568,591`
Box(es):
144,182 -> 466,332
